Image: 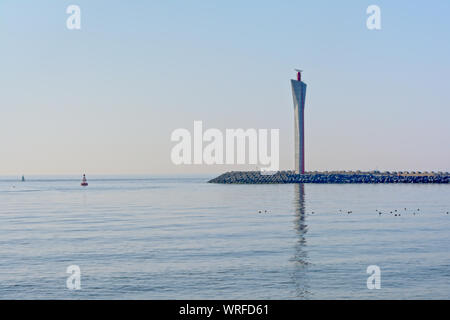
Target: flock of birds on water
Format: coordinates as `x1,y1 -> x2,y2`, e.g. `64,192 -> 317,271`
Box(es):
257,208 -> 449,216
332,207 -> 450,217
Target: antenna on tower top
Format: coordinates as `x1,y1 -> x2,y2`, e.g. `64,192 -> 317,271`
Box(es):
295,69 -> 303,81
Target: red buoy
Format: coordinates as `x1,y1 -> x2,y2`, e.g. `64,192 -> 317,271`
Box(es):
81,174 -> 88,186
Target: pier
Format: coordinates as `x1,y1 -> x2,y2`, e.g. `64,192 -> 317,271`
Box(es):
209,171 -> 450,184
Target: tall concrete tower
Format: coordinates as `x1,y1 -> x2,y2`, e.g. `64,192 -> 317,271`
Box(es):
291,70 -> 307,174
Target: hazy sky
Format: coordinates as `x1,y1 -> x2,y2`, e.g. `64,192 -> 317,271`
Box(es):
1,0 -> 449,175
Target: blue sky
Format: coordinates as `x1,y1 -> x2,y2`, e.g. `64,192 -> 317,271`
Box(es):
1,1 -> 449,174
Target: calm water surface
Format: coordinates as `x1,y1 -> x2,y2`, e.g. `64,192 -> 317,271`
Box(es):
0,175 -> 449,299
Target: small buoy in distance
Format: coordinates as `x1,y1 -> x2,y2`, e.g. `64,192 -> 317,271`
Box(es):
81,174 -> 88,187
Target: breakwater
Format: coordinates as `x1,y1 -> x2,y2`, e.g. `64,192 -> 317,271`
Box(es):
209,171 -> 450,184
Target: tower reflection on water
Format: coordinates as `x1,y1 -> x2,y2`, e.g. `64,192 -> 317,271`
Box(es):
291,183 -> 311,298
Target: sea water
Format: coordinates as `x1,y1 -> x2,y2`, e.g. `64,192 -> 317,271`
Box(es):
0,175 -> 449,299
